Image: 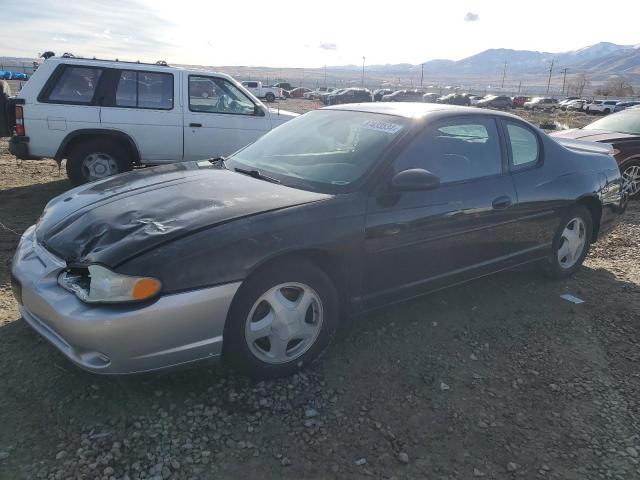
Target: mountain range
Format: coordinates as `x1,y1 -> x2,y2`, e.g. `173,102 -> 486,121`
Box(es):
333,42 -> 640,83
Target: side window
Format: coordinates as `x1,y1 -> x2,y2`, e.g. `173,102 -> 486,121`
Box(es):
505,123 -> 539,167
47,66 -> 103,104
115,71 -> 136,107
115,71 -> 173,109
395,117 -> 502,184
189,76 -> 256,115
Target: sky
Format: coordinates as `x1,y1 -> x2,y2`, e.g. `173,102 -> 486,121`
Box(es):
1,0 -> 639,68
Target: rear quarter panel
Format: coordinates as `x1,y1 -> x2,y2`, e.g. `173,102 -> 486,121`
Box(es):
17,61 -> 102,158
512,134 -> 624,250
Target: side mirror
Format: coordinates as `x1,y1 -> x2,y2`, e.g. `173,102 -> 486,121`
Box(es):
391,168 -> 440,191
254,105 -> 265,116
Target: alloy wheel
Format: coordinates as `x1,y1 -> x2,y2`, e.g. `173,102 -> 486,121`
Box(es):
244,282 -> 323,364
622,164 -> 640,197
557,217 -> 587,269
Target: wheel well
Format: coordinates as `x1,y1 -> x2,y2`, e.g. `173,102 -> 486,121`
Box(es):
57,132 -> 140,165
578,196 -> 602,242
247,249 -> 349,315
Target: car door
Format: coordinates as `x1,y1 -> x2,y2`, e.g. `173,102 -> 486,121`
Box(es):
183,74 -> 272,161
363,115 -> 520,308
99,69 -> 183,163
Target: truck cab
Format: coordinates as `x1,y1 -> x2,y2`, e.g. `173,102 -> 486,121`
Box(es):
240,81 -> 283,103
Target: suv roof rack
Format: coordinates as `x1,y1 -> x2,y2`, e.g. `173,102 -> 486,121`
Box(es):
53,54 -> 171,67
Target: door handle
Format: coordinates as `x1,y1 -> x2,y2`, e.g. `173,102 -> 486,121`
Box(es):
492,196 -> 512,209
189,122 -> 202,127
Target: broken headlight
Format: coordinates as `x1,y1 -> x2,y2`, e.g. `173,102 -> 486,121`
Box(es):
58,265 -> 161,304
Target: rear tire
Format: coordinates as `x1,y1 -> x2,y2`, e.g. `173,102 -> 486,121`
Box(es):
66,138 -> 131,186
265,92 -> 276,103
223,258 -> 339,379
542,205 -> 592,279
621,158 -> 640,198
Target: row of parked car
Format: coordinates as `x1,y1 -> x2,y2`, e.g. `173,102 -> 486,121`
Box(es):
557,97 -> 640,114
279,85 -> 640,117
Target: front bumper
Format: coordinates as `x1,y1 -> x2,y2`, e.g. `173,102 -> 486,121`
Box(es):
11,226 -> 240,374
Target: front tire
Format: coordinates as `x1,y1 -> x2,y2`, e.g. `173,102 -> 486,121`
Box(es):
66,139 -> 131,185
223,259 -> 339,379
543,205 -> 592,279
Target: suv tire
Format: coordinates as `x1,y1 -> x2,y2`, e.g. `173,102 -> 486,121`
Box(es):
66,138 -> 131,185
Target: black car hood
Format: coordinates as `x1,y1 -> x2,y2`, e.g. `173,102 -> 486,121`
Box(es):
36,161 -> 330,266
550,128 -> 639,143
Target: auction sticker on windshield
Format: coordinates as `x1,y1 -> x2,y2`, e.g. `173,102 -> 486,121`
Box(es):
363,120 -> 403,134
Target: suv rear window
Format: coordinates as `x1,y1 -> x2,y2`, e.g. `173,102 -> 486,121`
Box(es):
115,71 -> 173,110
46,66 -> 103,104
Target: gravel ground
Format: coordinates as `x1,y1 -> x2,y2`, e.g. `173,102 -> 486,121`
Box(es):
1,104 -> 639,480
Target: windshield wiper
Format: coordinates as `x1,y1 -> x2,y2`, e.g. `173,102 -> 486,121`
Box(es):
234,167 -> 281,184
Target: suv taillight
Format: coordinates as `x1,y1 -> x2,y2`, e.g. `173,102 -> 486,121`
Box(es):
15,105 -> 25,136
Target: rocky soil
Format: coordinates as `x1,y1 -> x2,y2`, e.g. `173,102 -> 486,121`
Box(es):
0,104 -> 639,479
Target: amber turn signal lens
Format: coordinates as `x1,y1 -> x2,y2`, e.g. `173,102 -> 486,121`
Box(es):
132,278 -> 162,300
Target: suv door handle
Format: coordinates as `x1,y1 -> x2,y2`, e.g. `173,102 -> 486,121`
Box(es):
189,123 -> 202,127
492,196 -> 512,209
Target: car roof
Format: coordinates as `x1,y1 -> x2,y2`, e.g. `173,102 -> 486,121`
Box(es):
323,102 -> 525,121
45,57 -> 234,80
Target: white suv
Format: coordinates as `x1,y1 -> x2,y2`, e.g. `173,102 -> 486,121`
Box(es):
586,99 -> 618,115
8,57 -> 297,184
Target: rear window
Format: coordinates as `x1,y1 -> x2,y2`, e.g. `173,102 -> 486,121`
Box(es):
115,71 -> 173,110
46,66 -> 103,104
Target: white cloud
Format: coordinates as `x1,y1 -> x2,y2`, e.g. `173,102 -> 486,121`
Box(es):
318,42 -> 338,51
464,12 -> 479,22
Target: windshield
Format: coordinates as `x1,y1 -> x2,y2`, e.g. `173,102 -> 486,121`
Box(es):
584,111 -> 640,135
226,110 -> 410,193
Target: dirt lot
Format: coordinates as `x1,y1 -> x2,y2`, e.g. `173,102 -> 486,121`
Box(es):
1,104 -> 639,480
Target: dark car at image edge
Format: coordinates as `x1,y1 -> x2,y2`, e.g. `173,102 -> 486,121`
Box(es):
551,108 -> 640,197
11,103 -> 627,379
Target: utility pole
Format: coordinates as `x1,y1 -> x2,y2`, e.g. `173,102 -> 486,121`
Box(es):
561,67 -> 568,95
362,56 -> 366,87
501,61 -> 507,89
420,63 -> 424,88
518,80 -> 522,93
546,58 -> 554,94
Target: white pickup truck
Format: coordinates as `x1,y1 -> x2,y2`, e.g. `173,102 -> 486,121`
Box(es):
241,81 -> 283,103
5,57 -> 297,185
